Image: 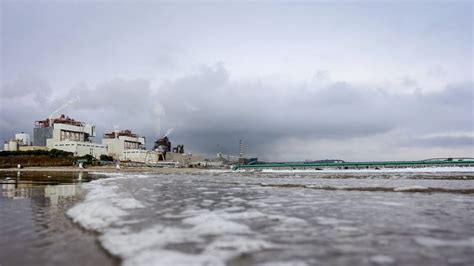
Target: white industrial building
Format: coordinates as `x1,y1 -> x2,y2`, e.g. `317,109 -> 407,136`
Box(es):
122,150 -> 163,163
33,114 -> 107,158
15,133 -> 31,146
101,130 -> 166,163
3,132 -> 31,151
3,140 -> 19,151
53,140 -> 107,158
2,114 -> 207,166
102,129 -> 147,159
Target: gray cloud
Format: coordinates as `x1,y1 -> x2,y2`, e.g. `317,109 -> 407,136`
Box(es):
414,135 -> 474,148
1,65 -> 472,160
1,1 -> 472,160
1,74 -> 52,103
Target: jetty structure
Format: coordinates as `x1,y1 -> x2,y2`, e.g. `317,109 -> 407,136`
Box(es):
233,158 -> 474,171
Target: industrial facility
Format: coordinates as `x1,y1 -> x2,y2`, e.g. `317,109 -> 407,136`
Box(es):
153,135 -> 205,165
2,114 -> 207,167
31,114 -> 107,158
102,129 -> 166,164
102,129 -> 146,159
3,132 -> 33,151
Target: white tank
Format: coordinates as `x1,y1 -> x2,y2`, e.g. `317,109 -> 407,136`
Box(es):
8,140 -> 19,151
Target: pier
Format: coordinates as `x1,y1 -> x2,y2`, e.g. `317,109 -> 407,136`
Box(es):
233,158 -> 474,171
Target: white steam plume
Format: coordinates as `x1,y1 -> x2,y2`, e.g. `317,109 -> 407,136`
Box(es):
49,96 -> 80,120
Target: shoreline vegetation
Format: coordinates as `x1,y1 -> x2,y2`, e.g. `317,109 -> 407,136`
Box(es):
0,149 -> 76,168
0,150 -> 221,171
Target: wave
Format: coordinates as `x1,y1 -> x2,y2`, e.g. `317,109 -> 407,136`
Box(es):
66,175 -> 294,265
67,173 -> 474,266
258,183 -> 474,194
67,178 -> 146,232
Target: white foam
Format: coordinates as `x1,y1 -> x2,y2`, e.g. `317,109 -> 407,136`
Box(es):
118,235 -> 274,266
414,236 -> 474,247
257,261 -> 308,266
393,186 -> 429,192
182,211 -> 252,235
204,235 -> 275,259
334,226 -> 360,232
101,226 -> 201,258
200,199 -> 214,206
122,235 -> 274,266
220,210 -> 268,220
67,179 -> 145,232
124,250 -> 223,266
370,255 -> 395,264
99,207 -> 276,266
206,169 -> 232,173
316,217 -> 353,225
379,202 -> 405,207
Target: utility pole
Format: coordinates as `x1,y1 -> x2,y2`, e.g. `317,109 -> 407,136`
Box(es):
239,139 -> 243,158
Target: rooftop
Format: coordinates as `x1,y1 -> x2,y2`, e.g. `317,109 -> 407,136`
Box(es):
103,129 -> 139,139
35,114 -> 85,128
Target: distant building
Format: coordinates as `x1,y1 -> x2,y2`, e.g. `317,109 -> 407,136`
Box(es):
14,132 -> 30,146
154,136 -> 171,153
34,114 -> 96,147
2,113 -> 205,165
3,139 -> 19,151
102,129 -> 146,160
2,132 -> 32,151
121,150 -> 163,163
33,114 -> 106,158
166,152 -> 204,165
53,140 -> 107,158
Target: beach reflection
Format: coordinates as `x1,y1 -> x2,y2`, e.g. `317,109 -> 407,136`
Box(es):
1,171 -> 84,200
44,184 -> 82,206
0,170 -> 116,266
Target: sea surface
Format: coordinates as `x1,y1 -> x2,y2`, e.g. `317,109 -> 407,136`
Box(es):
1,168 -> 474,266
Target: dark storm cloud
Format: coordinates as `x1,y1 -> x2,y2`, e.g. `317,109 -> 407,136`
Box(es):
52,79 -> 162,143
1,64 -> 472,159
153,66 -> 472,157
0,75 -> 54,139
1,1 -> 472,159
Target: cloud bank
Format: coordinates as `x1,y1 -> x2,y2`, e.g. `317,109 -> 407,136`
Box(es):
1,1 -> 472,160
1,64 -> 472,161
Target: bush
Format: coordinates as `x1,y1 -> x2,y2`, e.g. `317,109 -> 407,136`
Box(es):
100,154 -> 114,161
0,149 -> 73,157
78,154 -> 95,163
49,149 -> 74,157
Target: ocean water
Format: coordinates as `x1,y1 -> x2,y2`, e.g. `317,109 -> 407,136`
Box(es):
65,168 -> 474,266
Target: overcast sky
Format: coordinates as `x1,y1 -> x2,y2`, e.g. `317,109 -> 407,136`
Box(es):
1,0 -> 473,161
